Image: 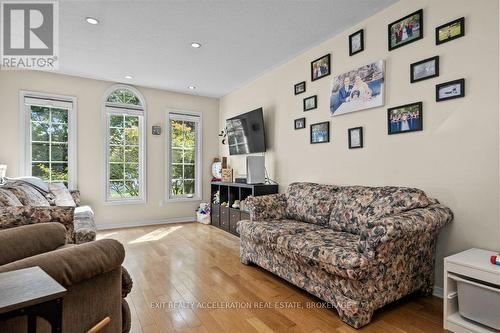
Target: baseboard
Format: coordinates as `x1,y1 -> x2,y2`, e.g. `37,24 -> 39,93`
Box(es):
433,286 -> 444,298
97,216 -> 195,230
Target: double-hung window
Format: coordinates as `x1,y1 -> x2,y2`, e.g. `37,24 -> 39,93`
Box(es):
167,111 -> 202,201
104,86 -> 146,204
21,92 -> 77,189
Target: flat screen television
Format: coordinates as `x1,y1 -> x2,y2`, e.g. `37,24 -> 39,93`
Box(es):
226,108 -> 266,155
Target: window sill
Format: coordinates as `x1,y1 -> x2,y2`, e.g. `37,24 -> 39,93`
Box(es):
165,196 -> 201,203
104,198 -> 146,206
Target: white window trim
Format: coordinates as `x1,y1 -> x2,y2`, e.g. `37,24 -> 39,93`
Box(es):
102,84 -> 147,205
19,90 -> 78,190
165,108 -> 203,203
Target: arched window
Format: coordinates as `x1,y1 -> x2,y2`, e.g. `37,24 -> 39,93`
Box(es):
103,85 -> 146,203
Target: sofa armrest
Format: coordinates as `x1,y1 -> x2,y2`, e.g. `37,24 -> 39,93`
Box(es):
244,193 -> 287,221
359,204 -> 453,258
70,190 -> 81,207
0,223 -> 67,266
0,239 -> 125,287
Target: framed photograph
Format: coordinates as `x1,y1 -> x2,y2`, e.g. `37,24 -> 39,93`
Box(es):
311,54 -> 331,81
294,81 -> 306,95
410,56 -> 439,83
310,121 -> 330,144
330,60 -> 385,116
388,102 -> 423,135
294,117 -> 306,130
303,95 -> 317,111
436,17 -> 465,45
436,79 -> 465,102
348,127 -> 363,149
388,9 -> 423,51
349,29 -> 364,56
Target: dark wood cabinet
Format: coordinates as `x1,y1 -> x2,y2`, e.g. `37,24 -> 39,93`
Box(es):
210,181 -> 278,237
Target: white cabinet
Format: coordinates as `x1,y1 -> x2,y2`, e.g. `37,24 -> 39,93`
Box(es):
444,248 -> 500,333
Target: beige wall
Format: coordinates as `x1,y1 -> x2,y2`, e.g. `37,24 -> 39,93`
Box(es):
219,0 -> 500,288
0,70 -> 219,228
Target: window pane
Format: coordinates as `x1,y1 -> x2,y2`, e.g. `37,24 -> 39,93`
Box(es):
109,146 -> 124,162
32,143 -> 49,161
172,165 -> 183,178
30,106 -> 49,122
172,149 -> 183,163
110,115 -> 124,128
125,116 -> 139,128
110,128 -> 123,144
124,146 -> 139,163
124,163 -> 139,180
171,120 -> 184,148
110,163 -> 124,180
124,128 -> 139,145
184,149 -> 195,164
184,180 -> 195,195
109,181 -> 125,198
51,143 -> 68,162
51,109 -> 68,123
32,163 -> 50,180
184,165 -> 195,179
124,181 -> 140,197
171,179 -> 184,196
51,123 -> 68,142
51,163 -> 68,181
106,89 -> 141,106
184,122 -> 196,148
31,122 -> 49,141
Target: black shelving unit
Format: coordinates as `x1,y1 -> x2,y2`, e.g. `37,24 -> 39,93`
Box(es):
210,181 -> 279,236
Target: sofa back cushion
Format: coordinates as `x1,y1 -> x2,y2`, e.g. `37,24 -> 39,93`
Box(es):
49,182 -> 76,207
3,184 -> 50,206
329,186 -> 432,234
0,188 -> 23,207
284,182 -> 339,225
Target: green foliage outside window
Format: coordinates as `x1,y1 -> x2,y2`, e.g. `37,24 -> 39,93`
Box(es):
170,120 -> 196,197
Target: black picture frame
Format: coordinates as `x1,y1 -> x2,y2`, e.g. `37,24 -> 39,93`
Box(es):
410,56 -> 439,83
310,121 -> 330,144
349,29 -> 364,56
294,117 -> 306,130
388,9 -> 424,51
387,102 -> 423,135
436,78 -> 465,102
294,81 -> 306,95
348,127 -> 363,149
303,95 -> 317,111
311,54 -> 331,81
436,17 -> 465,45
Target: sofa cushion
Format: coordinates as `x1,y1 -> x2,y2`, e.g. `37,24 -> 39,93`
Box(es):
3,183 -> 50,206
237,219 -> 323,245
284,182 -> 339,226
329,186 -> 432,235
0,188 -> 22,207
276,228 -> 371,280
50,182 -> 76,207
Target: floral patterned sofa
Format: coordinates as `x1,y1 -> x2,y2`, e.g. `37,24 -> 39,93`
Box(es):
0,179 -> 97,244
237,182 -> 453,328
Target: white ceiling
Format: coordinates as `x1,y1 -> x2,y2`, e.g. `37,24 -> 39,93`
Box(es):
58,0 -> 397,97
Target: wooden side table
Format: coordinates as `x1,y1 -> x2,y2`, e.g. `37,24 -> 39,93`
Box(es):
0,266 -> 67,333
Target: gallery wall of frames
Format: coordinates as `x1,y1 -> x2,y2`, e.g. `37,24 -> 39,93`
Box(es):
293,9 -> 466,148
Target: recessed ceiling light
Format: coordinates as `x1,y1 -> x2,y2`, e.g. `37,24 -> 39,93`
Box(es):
188,85 -> 196,90
190,42 -> 202,48
124,75 -> 134,79
85,17 -> 99,25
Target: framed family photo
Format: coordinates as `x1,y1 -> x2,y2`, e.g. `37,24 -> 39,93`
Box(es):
330,60 -> 385,116
348,127 -> 363,149
310,121 -> 330,144
303,95 -> 317,111
410,56 -> 439,83
436,79 -> 465,102
349,29 -> 364,56
294,117 -> 306,130
436,17 -> 465,45
311,54 -> 330,81
387,102 -> 423,135
294,81 -> 306,95
388,9 -> 423,51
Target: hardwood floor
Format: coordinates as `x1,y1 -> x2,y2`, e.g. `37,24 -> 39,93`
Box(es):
98,223 -> 450,333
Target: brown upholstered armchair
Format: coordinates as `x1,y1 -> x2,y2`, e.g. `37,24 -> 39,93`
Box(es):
0,223 -> 132,333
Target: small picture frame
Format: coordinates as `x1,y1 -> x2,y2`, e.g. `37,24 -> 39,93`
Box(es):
388,102 -> 423,135
303,95 -> 317,111
410,56 -> 439,83
436,79 -> 465,102
388,9 -> 423,51
294,117 -> 306,130
310,121 -> 330,144
436,17 -> 465,45
311,54 -> 331,81
348,127 -> 363,149
349,29 -> 364,56
152,125 -> 162,135
294,81 -> 306,95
